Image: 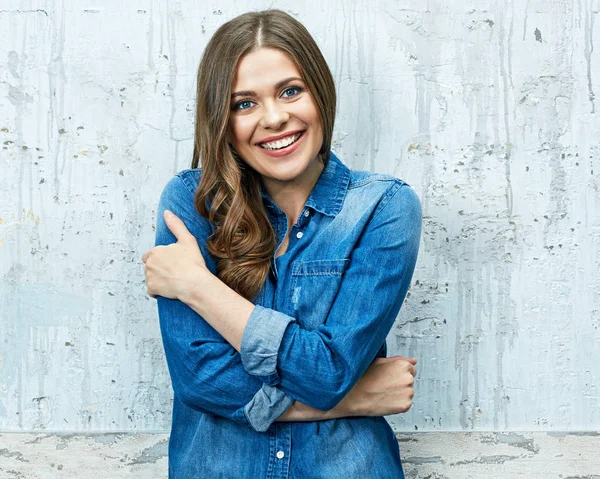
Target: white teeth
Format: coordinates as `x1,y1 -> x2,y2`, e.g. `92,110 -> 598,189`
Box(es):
260,132 -> 301,150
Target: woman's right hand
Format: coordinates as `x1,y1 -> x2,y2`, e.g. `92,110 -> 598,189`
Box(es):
335,356 -> 417,417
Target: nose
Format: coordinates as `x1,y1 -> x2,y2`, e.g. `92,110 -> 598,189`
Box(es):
259,100 -> 289,130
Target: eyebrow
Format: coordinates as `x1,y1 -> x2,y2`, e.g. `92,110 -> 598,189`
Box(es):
231,76 -> 304,99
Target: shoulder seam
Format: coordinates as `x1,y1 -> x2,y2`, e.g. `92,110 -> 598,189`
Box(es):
348,174 -> 402,190
371,179 -> 410,222
175,169 -> 201,197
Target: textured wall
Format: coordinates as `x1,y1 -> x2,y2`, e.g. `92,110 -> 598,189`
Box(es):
0,0 -> 598,451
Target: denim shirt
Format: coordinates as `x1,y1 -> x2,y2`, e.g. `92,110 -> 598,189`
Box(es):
155,152 -> 422,478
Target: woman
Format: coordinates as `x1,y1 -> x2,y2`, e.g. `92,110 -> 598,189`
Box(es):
142,9 -> 422,478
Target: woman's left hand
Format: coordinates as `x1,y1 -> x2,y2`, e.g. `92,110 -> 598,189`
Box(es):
141,210 -> 208,300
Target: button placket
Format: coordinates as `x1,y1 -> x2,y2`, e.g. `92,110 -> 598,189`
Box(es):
270,423 -> 291,478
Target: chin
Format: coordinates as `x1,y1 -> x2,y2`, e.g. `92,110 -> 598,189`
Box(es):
263,161 -> 311,181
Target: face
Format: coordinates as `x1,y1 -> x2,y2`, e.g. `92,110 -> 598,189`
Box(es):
228,47 -> 324,194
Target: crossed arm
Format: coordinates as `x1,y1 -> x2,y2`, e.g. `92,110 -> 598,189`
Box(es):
143,174 -> 421,432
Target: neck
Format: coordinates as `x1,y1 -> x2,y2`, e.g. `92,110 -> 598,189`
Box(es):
263,158 -> 324,225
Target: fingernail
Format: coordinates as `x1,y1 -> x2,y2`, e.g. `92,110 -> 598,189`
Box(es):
164,210 -> 173,218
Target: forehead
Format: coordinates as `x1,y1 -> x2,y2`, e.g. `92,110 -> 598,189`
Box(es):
232,48 -> 302,90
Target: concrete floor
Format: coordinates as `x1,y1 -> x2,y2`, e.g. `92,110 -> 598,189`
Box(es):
1,432 -> 599,478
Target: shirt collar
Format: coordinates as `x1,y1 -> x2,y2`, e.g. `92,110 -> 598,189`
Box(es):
260,151 -> 350,217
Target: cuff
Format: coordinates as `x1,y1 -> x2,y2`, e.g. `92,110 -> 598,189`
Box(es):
240,305 -> 295,385
243,384 -> 295,432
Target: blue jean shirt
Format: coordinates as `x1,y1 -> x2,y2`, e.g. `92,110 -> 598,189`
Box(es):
155,152 -> 422,478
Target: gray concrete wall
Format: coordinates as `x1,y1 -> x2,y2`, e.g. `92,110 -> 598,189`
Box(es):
0,0 -> 599,477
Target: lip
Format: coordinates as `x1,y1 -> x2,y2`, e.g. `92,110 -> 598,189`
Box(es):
256,129 -> 305,145
256,131 -> 305,158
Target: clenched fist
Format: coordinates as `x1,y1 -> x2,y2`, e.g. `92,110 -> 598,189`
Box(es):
338,356 -> 417,417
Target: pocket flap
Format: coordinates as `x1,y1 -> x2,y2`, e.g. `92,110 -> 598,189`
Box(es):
291,258 -> 350,276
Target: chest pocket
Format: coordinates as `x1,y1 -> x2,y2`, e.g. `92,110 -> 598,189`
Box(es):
289,259 -> 350,330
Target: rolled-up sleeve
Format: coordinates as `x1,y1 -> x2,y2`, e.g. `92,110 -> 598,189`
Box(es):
155,174 -> 293,432
240,305 -> 296,386
239,181 -> 422,411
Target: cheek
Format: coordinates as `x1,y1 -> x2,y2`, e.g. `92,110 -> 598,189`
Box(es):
303,95 -> 321,123
229,118 -> 249,147
301,105 -> 323,142
305,107 -> 323,141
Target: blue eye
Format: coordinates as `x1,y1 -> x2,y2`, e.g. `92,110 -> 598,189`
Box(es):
282,86 -> 303,98
233,100 -> 253,111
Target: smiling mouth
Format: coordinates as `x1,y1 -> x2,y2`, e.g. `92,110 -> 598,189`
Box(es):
259,132 -> 303,150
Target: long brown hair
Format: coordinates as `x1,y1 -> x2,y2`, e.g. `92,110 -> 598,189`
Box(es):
191,9 -> 336,301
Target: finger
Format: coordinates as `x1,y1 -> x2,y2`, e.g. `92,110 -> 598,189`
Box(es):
393,355 -> 418,365
146,284 -> 156,299
164,210 -> 194,243
141,250 -> 149,263
409,365 -> 417,377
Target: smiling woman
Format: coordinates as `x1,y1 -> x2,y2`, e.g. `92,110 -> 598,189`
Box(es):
191,10 -> 338,302
141,9 -> 421,479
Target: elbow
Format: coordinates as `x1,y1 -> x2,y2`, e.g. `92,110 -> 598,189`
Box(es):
170,372 -> 216,415
302,393 -> 337,412
175,381 -> 211,413
305,371 -> 355,411
290,350 -> 359,410
177,386 -> 198,410
315,394 -> 345,412
311,388 -> 350,412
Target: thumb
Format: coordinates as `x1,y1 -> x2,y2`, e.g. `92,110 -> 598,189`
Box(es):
164,210 -> 194,243
390,355 -> 417,365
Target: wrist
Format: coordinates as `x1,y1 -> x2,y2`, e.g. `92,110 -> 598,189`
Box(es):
277,401 -> 329,422
178,266 -> 213,305
333,397 -> 355,418
335,383 -> 367,417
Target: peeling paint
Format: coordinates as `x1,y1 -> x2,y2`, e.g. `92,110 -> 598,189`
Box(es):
481,432 -> 539,453
0,449 -> 28,462
127,439 -> 169,465
547,431 -> 600,438
403,456 -> 444,464
451,454 -> 520,465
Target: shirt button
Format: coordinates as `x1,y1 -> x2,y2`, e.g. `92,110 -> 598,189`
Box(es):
276,451 -> 285,459
296,231 -> 303,239
303,210 -> 309,217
